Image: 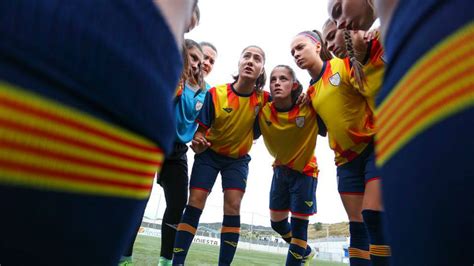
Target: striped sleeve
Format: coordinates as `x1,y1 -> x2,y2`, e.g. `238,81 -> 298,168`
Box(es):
195,90 -> 215,129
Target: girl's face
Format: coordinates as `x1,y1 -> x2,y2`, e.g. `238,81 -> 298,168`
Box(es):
322,20 -> 347,58
270,67 -> 296,101
290,35 -> 320,70
238,47 -> 264,81
201,45 -> 217,77
187,46 -> 203,78
328,0 -> 375,30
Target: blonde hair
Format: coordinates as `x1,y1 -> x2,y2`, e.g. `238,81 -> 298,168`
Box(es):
343,29 -> 366,91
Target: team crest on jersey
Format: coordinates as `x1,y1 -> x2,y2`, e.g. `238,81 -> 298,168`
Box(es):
329,72 -> 341,86
195,100 -> 203,111
296,116 -> 305,128
223,107 -> 233,113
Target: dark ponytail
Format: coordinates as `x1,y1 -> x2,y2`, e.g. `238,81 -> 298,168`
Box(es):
298,30 -> 333,61
343,29 -> 366,91
312,30 -> 333,61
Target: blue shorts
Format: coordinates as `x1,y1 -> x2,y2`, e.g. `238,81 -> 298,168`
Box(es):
336,142 -> 380,194
269,166 -> 318,216
190,149 -> 251,192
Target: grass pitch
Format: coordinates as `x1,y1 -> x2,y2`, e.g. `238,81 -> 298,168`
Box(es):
133,235 -> 346,266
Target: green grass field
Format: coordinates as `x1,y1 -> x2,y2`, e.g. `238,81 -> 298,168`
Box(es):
133,235 -> 346,266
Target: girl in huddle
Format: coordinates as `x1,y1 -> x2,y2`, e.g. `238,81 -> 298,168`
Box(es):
377,1 -> 472,265
291,29 -> 389,265
200,41 -> 218,90
173,45 -> 270,266
327,0 -> 377,30
256,65 -> 319,266
322,20 -> 389,266
0,0 -> 195,264
120,39 -> 206,266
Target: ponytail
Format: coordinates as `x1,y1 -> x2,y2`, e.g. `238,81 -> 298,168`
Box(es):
312,30 -> 333,61
291,79 -> 303,105
254,69 -> 267,94
343,29 -> 366,91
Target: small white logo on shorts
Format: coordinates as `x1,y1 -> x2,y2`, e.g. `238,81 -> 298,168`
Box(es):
329,73 -> 341,86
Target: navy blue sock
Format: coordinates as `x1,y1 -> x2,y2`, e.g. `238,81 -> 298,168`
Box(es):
271,218 -> 312,256
172,205 -> 202,265
219,215 -> 240,266
363,210 -> 391,265
349,221 -> 371,265
271,218 -> 292,243
286,217 -> 308,266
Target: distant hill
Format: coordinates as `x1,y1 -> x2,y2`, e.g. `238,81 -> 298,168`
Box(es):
199,221 -> 349,240
308,222 -> 349,239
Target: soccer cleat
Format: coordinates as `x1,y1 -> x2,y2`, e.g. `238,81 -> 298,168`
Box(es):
118,256 -> 133,266
302,246 -> 315,266
158,256 -> 172,266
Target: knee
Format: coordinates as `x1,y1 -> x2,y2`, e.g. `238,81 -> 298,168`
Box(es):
224,199 -> 241,215
188,191 -> 208,209
347,213 -> 364,222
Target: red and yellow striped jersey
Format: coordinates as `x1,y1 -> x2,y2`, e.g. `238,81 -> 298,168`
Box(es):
308,58 -> 375,166
175,79 -> 184,98
376,22 -> 474,166
258,103 -> 319,177
0,82 -> 162,199
197,83 -> 270,158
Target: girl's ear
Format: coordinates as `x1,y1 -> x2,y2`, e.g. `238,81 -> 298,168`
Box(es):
315,41 -> 322,53
292,82 -> 299,90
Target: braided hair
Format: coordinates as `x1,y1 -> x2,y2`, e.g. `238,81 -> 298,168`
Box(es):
343,29 -> 366,91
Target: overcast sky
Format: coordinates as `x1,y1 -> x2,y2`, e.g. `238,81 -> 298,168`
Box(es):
144,0 -> 349,226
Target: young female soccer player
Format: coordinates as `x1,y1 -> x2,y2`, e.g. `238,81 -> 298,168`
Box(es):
321,20 -> 389,266
327,0 -> 377,30
157,39 -> 206,266
291,29 -> 389,265
372,1 -> 473,265
120,39 -> 207,266
0,0 -> 195,264
200,42 -> 218,88
172,45 -> 269,265
256,65 -> 318,266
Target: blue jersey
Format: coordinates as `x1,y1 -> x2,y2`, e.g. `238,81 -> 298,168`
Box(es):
0,0 -> 182,155
375,0 -> 473,265
175,83 -> 207,143
205,82 -> 212,91
0,0 -> 183,264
